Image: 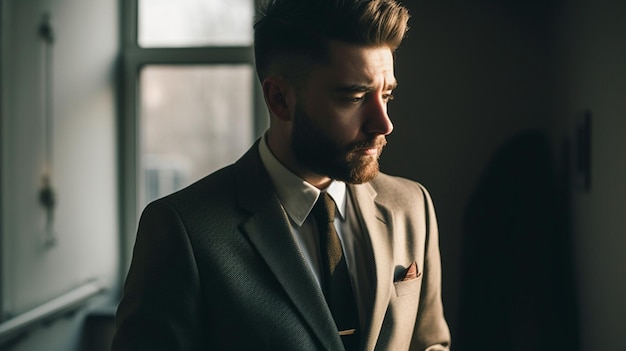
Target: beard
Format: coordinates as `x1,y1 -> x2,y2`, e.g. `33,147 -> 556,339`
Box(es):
291,105 -> 387,184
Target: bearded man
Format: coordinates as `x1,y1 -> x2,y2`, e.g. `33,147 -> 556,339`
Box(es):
112,0 -> 450,350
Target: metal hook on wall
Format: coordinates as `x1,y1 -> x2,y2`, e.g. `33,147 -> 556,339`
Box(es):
38,13 -> 56,247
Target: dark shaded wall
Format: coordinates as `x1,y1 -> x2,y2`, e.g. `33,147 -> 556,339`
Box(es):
382,0 -> 626,349
381,0 -> 559,340
456,130 -> 578,350
551,0 -> 626,349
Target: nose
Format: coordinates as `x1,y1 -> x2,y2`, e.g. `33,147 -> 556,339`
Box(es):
364,97 -> 394,136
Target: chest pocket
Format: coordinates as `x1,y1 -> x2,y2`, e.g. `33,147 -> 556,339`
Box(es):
393,272 -> 422,297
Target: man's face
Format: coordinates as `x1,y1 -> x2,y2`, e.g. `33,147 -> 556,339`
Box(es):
291,41 -> 396,184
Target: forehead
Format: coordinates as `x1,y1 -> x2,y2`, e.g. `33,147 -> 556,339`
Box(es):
310,41 -> 396,89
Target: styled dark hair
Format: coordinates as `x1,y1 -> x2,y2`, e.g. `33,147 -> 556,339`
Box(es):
253,0 -> 410,82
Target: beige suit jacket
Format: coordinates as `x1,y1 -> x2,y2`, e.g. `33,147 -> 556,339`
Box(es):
112,141 -> 450,350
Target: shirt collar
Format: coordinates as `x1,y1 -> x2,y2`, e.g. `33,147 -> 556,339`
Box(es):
258,134 -> 346,226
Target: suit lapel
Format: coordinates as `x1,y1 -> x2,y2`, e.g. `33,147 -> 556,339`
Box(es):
234,143 -> 343,351
349,183 -> 395,351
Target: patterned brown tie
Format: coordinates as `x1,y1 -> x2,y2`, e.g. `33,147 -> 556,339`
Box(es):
312,192 -> 360,350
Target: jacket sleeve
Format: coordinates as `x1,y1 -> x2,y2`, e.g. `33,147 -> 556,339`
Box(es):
411,184 -> 451,350
111,200 -> 204,351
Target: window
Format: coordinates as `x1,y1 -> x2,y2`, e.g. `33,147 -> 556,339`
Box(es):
121,0 -> 266,267
139,65 -> 254,206
138,0 -> 253,47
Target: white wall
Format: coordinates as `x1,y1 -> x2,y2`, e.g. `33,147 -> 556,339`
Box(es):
1,0 -> 120,350
553,0 -> 626,349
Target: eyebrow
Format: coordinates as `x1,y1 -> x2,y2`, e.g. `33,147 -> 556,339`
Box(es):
334,81 -> 398,93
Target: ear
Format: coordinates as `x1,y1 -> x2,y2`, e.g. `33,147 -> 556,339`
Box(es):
262,77 -> 293,122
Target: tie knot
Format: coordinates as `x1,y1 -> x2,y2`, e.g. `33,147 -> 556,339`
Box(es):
313,192 -> 336,223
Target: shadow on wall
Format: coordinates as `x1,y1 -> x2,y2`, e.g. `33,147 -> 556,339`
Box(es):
456,129 -> 579,350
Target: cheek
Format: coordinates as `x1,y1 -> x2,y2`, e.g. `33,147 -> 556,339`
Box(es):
313,105 -> 363,141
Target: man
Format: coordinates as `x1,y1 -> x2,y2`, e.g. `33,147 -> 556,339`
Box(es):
112,0 -> 450,350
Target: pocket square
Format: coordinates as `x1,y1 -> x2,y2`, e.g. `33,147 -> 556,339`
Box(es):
401,261 -> 419,281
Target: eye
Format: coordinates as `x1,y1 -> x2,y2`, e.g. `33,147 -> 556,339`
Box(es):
383,93 -> 395,102
343,95 -> 365,104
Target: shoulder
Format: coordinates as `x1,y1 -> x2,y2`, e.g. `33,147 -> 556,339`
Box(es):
142,142 -> 270,223
153,141 -> 264,210
368,172 -> 434,206
137,165 -> 234,223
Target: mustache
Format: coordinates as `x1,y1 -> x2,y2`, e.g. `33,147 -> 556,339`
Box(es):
348,136 -> 387,152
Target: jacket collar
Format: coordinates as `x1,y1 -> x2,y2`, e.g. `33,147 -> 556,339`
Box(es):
234,141 -> 342,350
348,182 -> 394,350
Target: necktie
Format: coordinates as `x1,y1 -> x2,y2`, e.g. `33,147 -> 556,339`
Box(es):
312,192 -> 360,350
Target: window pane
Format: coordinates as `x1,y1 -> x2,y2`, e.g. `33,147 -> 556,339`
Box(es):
139,65 -> 254,207
138,0 -> 254,47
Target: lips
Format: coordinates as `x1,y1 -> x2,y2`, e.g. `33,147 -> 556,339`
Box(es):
350,136 -> 387,154
352,148 -> 376,157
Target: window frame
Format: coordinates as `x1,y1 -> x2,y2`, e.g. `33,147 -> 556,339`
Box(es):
119,0 -> 266,272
